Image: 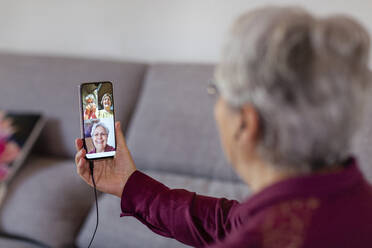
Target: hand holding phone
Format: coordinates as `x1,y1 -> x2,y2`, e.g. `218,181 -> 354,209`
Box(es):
75,121 -> 137,197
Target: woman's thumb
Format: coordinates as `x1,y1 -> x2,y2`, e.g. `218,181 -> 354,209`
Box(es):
115,121 -> 127,149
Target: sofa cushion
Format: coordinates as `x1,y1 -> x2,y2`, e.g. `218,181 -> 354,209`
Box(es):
0,156 -> 93,247
0,238 -> 42,248
126,63 -> 241,182
0,53 -> 147,158
76,169 -> 250,248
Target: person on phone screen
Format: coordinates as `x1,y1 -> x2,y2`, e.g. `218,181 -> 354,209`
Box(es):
75,6 -> 372,247
97,93 -> 113,119
83,94 -> 97,120
88,122 -> 114,154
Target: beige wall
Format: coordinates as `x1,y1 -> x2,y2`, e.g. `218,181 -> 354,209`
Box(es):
0,0 -> 371,64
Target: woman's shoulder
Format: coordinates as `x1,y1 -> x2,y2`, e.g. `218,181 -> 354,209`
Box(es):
105,144 -> 115,152
88,149 -> 96,154
97,109 -> 113,118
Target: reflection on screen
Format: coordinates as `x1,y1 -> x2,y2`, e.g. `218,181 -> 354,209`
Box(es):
81,82 -> 115,159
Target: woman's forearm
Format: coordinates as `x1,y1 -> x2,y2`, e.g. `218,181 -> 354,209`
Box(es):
120,171 -> 240,247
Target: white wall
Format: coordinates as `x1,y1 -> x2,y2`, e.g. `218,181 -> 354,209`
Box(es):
0,0 -> 371,64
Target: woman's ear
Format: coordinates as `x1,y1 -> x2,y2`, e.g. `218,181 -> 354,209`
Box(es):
234,116 -> 246,140
235,104 -> 260,145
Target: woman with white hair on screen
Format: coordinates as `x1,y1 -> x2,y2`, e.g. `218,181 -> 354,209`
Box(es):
83,94 -> 97,120
75,6 -> 372,247
88,122 -> 114,154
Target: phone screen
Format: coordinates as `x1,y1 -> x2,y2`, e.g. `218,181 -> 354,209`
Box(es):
80,82 -> 116,160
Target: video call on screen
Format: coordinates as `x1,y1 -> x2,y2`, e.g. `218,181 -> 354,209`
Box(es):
81,82 -> 116,157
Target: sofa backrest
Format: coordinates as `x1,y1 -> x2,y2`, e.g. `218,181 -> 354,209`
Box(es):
0,53 -> 147,158
126,63 -> 241,182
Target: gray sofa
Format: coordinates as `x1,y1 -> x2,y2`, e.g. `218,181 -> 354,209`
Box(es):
0,52 -> 371,248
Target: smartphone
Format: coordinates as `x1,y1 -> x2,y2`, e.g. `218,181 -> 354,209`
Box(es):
79,81 -> 116,160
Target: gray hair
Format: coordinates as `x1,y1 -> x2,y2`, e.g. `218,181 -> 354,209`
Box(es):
216,6 -> 371,172
91,122 -> 110,138
85,94 -> 95,102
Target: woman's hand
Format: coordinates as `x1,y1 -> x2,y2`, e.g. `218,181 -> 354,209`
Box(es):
75,121 -> 136,198
91,103 -> 97,112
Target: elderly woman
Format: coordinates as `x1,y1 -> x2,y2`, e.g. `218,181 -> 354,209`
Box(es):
88,122 -> 115,154
83,94 -> 97,120
97,93 -> 113,119
75,6 -> 372,247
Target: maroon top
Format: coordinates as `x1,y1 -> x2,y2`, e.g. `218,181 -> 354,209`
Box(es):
88,144 -> 115,154
121,158 -> 372,247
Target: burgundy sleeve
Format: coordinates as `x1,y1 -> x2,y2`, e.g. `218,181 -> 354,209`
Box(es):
121,171 -> 240,247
